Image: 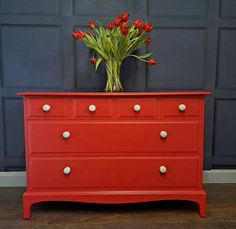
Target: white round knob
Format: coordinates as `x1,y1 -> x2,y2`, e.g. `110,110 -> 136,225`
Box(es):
134,104 -> 141,112
89,104 -> 96,112
160,130 -> 168,138
63,166 -> 71,175
62,131 -> 70,139
160,165 -> 167,174
42,104 -> 51,112
178,104 -> 186,111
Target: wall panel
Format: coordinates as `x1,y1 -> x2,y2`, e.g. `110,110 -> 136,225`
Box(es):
0,0 -> 61,15
2,98 -> 24,159
147,0 -> 208,17
1,25 -> 63,89
217,29 -> 236,89
0,0 -> 235,170
74,0 -> 137,17
220,0 -> 236,18
147,28 -> 206,90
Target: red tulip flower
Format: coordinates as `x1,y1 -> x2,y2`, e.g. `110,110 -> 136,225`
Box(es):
114,16 -> 122,26
145,37 -> 151,45
90,57 -> 97,64
121,11 -> 129,22
120,25 -> 129,35
143,22 -> 153,32
133,18 -> 143,29
107,21 -> 115,30
89,21 -> 95,29
148,58 -> 156,65
119,21 -> 126,27
72,30 -> 85,39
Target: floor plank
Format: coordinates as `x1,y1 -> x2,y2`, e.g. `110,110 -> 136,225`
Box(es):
0,184 -> 235,228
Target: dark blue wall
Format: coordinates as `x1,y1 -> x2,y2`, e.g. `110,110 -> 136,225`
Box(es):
0,0 -> 236,171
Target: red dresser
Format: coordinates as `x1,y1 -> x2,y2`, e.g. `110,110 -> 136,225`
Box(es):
19,91 -> 210,219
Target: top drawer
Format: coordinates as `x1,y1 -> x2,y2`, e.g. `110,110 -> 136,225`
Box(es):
26,97 -> 68,118
75,98 -> 112,118
160,97 -> 201,118
25,95 -> 203,119
118,98 -> 156,118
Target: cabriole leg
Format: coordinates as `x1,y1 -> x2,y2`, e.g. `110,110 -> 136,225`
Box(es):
198,197 -> 206,217
23,197 -> 32,219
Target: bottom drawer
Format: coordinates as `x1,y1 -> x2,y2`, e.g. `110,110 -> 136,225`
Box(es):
29,157 -> 199,189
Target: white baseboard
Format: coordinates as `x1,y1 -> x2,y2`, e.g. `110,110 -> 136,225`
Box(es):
203,170 -> 236,183
0,170 -> 236,187
0,172 -> 26,187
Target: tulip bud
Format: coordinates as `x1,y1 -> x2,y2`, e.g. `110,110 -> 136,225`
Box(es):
90,57 -> 97,64
121,11 -> 129,22
148,58 -> 156,65
133,18 -> 143,29
72,30 -> 85,39
143,22 -> 153,32
145,37 -> 151,45
89,21 -> 95,29
114,16 -> 122,26
107,21 -> 115,30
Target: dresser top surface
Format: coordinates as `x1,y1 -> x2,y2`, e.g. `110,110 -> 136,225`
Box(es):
18,91 -> 211,96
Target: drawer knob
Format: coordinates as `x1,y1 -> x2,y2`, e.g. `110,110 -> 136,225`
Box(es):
89,104 -> 96,112
42,104 -> 51,112
178,104 -> 186,111
160,130 -> 168,138
62,131 -> 70,139
63,166 -> 71,175
134,104 -> 141,112
160,165 -> 167,174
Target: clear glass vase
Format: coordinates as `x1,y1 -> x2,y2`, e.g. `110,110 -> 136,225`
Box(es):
105,59 -> 123,92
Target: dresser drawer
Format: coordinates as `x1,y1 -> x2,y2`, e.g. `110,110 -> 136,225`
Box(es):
118,98 -> 157,118
29,157 -> 199,189
28,121 -> 199,154
27,97 -> 68,118
75,98 -> 112,118
160,97 -> 201,118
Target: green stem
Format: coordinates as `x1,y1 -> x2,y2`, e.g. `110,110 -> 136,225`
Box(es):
105,59 -> 123,92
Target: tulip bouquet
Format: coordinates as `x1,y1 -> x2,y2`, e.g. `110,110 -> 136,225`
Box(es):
73,11 -> 156,92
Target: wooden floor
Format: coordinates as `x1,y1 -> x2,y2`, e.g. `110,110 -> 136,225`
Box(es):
0,184 -> 235,229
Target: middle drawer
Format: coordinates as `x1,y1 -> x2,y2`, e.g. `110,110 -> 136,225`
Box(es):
28,121 -> 200,154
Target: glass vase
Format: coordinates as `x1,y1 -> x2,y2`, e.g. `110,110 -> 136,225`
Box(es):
105,59 -> 123,92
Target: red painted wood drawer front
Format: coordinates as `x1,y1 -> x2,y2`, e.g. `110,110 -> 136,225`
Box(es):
28,121 -> 200,154
75,98 -> 112,118
27,97 -> 68,118
118,98 -> 157,118
29,157 -> 199,189
160,97 -> 201,118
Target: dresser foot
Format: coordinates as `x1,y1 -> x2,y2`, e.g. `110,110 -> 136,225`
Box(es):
23,195 -> 32,219
197,195 -> 206,217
